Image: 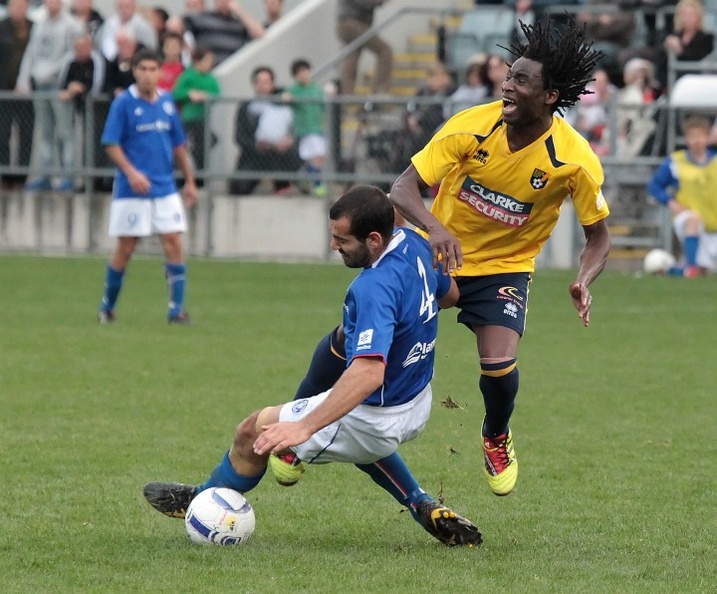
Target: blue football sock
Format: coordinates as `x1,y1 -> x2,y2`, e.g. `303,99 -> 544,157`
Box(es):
684,236 -> 699,267
355,452 -> 432,523
480,359 -> 519,437
294,326 -> 346,400
165,262 -> 186,318
100,265 -> 124,312
198,451 -> 266,494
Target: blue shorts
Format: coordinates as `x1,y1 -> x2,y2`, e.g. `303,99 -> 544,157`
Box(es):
455,273 -> 531,336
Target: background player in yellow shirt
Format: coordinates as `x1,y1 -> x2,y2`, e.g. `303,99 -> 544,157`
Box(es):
390,17 -> 612,496
647,114 -> 717,277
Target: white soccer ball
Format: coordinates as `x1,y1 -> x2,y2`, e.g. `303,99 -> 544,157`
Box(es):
643,248 -> 676,275
185,487 -> 255,545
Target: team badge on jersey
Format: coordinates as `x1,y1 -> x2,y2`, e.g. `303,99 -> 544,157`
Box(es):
162,101 -> 175,115
530,168 -> 549,190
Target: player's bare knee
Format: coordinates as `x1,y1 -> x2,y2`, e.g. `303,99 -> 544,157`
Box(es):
233,411 -> 261,453
255,405 -> 281,434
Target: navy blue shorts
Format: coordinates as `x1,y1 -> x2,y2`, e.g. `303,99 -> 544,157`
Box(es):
455,273 -> 531,336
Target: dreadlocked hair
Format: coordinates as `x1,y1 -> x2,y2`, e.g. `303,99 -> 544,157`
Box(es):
505,16 -> 604,114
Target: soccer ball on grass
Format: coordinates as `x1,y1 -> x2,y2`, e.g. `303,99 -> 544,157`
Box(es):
185,487 -> 255,545
643,248 -> 676,275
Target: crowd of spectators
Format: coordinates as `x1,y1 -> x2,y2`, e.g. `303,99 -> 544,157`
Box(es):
0,0 -> 273,191
1,0 -> 717,195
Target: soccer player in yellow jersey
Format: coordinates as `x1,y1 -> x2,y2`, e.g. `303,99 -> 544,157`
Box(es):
647,114 -> 717,277
390,18 -> 611,496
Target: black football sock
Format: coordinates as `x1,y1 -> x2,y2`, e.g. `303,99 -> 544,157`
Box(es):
293,326 -> 346,400
479,359 -> 519,437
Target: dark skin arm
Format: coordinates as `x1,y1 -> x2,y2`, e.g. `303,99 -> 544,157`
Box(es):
569,218 -> 611,327
390,164 -> 463,273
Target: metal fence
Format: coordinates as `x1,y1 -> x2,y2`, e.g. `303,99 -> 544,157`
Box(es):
0,90 -> 508,193
1,79 -> 715,257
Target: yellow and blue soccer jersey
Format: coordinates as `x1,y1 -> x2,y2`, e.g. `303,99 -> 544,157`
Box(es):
343,228 -> 452,407
647,148 -> 717,232
412,101 -> 610,276
101,85 -> 186,199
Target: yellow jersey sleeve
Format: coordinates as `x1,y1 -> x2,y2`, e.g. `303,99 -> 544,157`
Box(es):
411,102 -> 503,187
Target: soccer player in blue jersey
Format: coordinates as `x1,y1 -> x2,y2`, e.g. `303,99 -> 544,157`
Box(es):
143,185 -> 481,547
97,48 -> 198,324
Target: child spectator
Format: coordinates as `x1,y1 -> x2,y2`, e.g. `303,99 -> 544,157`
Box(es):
159,32 -> 185,91
172,45 -> 220,187
647,114 -> 717,277
283,58 -> 326,196
164,16 -> 193,67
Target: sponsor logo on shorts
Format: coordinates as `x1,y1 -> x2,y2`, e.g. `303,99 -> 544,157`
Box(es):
497,285 -> 525,310
503,302 -> 519,318
356,328 -> 374,351
458,176 -> 533,227
291,399 -> 309,414
127,213 -> 138,227
402,339 -> 436,368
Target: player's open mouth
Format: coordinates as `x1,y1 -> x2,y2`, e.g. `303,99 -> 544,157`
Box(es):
502,98 -> 517,116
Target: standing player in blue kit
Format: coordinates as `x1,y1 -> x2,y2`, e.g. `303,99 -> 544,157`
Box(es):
97,48 -> 197,324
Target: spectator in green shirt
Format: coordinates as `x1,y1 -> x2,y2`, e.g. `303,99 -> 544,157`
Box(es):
173,45 -> 220,187
283,59 -> 326,196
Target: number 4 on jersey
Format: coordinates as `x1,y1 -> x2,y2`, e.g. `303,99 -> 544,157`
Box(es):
417,257 -> 437,323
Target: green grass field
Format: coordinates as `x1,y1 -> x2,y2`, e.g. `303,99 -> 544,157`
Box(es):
1,255 -> 715,593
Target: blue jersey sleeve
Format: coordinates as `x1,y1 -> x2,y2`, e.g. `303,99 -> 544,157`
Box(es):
345,272 -> 399,364
101,94 -> 126,146
647,157 -> 677,205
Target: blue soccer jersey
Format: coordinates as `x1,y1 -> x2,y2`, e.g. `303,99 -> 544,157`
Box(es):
343,227 -> 453,407
101,85 -> 186,199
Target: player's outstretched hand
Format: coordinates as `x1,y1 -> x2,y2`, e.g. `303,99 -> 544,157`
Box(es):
569,282 -> 592,327
429,227 -> 462,274
253,421 -> 312,456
